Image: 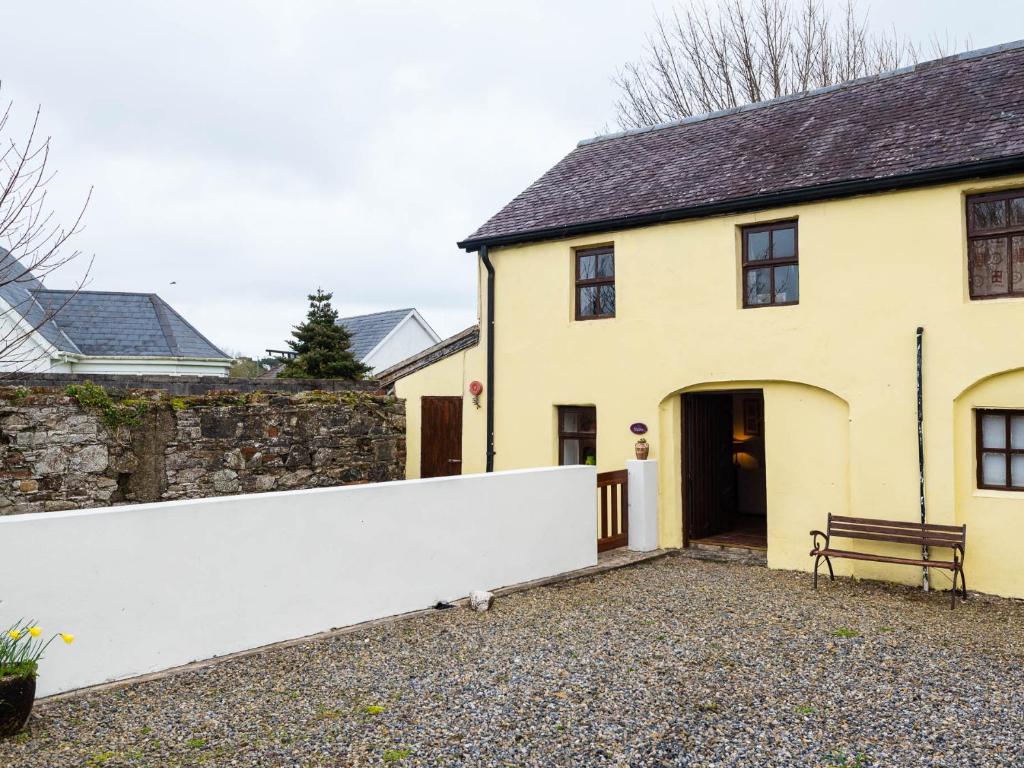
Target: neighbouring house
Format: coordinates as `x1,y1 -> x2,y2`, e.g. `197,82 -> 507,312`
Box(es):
0,252 -> 231,376
339,308 -> 440,374
391,41 -> 1024,600
267,308 -> 442,377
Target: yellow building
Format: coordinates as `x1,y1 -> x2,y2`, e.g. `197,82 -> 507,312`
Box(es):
389,42 -> 1024,600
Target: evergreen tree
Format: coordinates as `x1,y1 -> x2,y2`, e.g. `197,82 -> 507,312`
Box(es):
280,289 -> 370,379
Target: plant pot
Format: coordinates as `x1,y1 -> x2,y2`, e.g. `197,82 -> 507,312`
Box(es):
635,440 -> 650,460
0,674 -> 36,738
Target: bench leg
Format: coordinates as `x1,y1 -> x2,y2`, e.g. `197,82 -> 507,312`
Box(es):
824,555 -> 835,582
813,555 -> 821,589
958,568 -> 968,600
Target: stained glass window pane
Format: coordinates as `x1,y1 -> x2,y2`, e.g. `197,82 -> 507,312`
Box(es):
1012,455 -> 1024,488
1010,197 -> 1024,227
982,452 -> 1007,486
982,413 -> 1006,449
599,285 -> 615,316
747,231 -> 770,261
1013,237 -> 1024,292
772,227 -> 796,259
774,265 -> 799,303
746,268 -> 772,305
969,238 -> 1009,297
597,253 -> 614,277
578,254 -> 596,280
972,200 -> 1006,231
578,286 -> 597,316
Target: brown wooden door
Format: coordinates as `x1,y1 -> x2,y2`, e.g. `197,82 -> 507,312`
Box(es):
682,393 -> 736,543
421,396 -> 463,478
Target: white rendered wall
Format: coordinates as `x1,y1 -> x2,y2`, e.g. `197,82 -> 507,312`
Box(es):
0,466 -> 597,697
364,316 -> 440,373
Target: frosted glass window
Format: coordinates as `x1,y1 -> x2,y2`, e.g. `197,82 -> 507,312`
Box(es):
982,453 -> 1007,486
1012,415 -> 1024,449
977,409 -> 1024,490
982,413 -> 1007,448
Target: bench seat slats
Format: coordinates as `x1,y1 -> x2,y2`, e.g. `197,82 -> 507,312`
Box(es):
813,548 -> 957,569
829,515 -> 965,533
828,529 -> 964,548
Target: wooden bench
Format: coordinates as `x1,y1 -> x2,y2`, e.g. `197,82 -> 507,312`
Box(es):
810,514 -> 967,609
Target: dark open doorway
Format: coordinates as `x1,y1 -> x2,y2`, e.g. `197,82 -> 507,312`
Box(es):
682,391 -> 767,551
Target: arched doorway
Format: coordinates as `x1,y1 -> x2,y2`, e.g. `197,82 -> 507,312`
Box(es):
682,389 -> 767,550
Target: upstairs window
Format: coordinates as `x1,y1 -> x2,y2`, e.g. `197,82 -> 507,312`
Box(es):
967,189 -> 1024,299
558,406 -> 596,465
575,246 -> 615,320
742,221 -> 799,307
976,409 -> 1024,491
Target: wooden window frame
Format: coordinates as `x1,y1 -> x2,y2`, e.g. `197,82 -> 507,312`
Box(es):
975,408 -> 1024,491
966,188 -> 1024,300
741,220 -> 799,308
575,246 -> 615,320
558,406 -> 596,466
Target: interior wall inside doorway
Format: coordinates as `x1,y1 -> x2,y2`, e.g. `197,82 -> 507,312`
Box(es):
732,392 -> 767,516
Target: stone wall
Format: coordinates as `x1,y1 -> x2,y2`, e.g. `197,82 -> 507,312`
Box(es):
1,372 -> 380,396
0,385 -> 405,515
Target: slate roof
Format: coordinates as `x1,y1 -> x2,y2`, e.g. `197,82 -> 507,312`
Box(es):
33,290 -> 228,358
461,41 -> 1024,250
337,308 -> 416,361
0,251 -> 82,353
0,250 -> 228,359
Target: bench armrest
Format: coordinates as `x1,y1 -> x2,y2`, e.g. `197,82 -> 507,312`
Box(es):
810,529 -> 829,552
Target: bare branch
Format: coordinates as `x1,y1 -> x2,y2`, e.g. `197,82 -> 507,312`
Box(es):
0,86 -> 92,377
614,0 -> 968,129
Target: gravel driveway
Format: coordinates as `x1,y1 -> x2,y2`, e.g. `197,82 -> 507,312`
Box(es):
3,553 -> 1023,767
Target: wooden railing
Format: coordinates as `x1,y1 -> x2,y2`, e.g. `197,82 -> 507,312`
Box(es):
597,469 -> 629,552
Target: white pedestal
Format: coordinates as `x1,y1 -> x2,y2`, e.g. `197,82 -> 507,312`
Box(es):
627,459 -> 659,552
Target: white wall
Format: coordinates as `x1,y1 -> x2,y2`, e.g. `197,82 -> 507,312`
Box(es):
364,314 -> 440,373
0,467 -> 596,697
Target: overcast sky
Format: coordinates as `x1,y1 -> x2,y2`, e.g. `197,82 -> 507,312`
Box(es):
2,1 -> 1021,356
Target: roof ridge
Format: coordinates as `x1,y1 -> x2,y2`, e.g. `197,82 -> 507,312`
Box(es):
579,38 -> 1024,147
148,294 -> 230,359
35,288 -> 164,298
337,307 -> 414,322
148,294 -> 183,357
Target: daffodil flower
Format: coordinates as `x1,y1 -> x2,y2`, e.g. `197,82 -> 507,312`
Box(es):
29,626 -> 42,638
60,633 -> 75,644
8,629 -> 21,640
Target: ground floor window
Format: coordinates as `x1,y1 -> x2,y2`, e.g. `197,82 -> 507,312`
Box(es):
976,408 -> 1024,490
558,406 -> 596,465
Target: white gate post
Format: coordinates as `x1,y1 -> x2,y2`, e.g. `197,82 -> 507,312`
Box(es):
627,459 -> 659,552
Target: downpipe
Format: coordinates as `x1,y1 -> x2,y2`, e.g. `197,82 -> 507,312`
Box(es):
480,246 -> 495,473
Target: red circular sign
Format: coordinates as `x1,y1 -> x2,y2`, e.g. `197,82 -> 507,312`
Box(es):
468,380 -> 483,396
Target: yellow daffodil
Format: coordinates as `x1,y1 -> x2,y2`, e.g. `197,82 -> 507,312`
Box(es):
8,629 -> 21,640
29,626 -> 42,638
60,633 -> 74,644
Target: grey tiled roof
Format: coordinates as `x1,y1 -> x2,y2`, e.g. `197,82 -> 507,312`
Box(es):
33,290 -> 229,358
463,42 -> 1024,247
0,251 -> 82,354
337,308 -> 414,361
0,250 -> 227,359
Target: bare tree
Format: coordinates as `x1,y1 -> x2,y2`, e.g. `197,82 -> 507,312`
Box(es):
614,0 -> 968,129
0,86 -> 92,375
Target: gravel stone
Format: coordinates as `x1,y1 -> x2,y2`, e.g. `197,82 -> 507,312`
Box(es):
3,554 -> 1023,766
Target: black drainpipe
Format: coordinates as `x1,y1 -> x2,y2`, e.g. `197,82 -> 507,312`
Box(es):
480,245 -> 495,472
